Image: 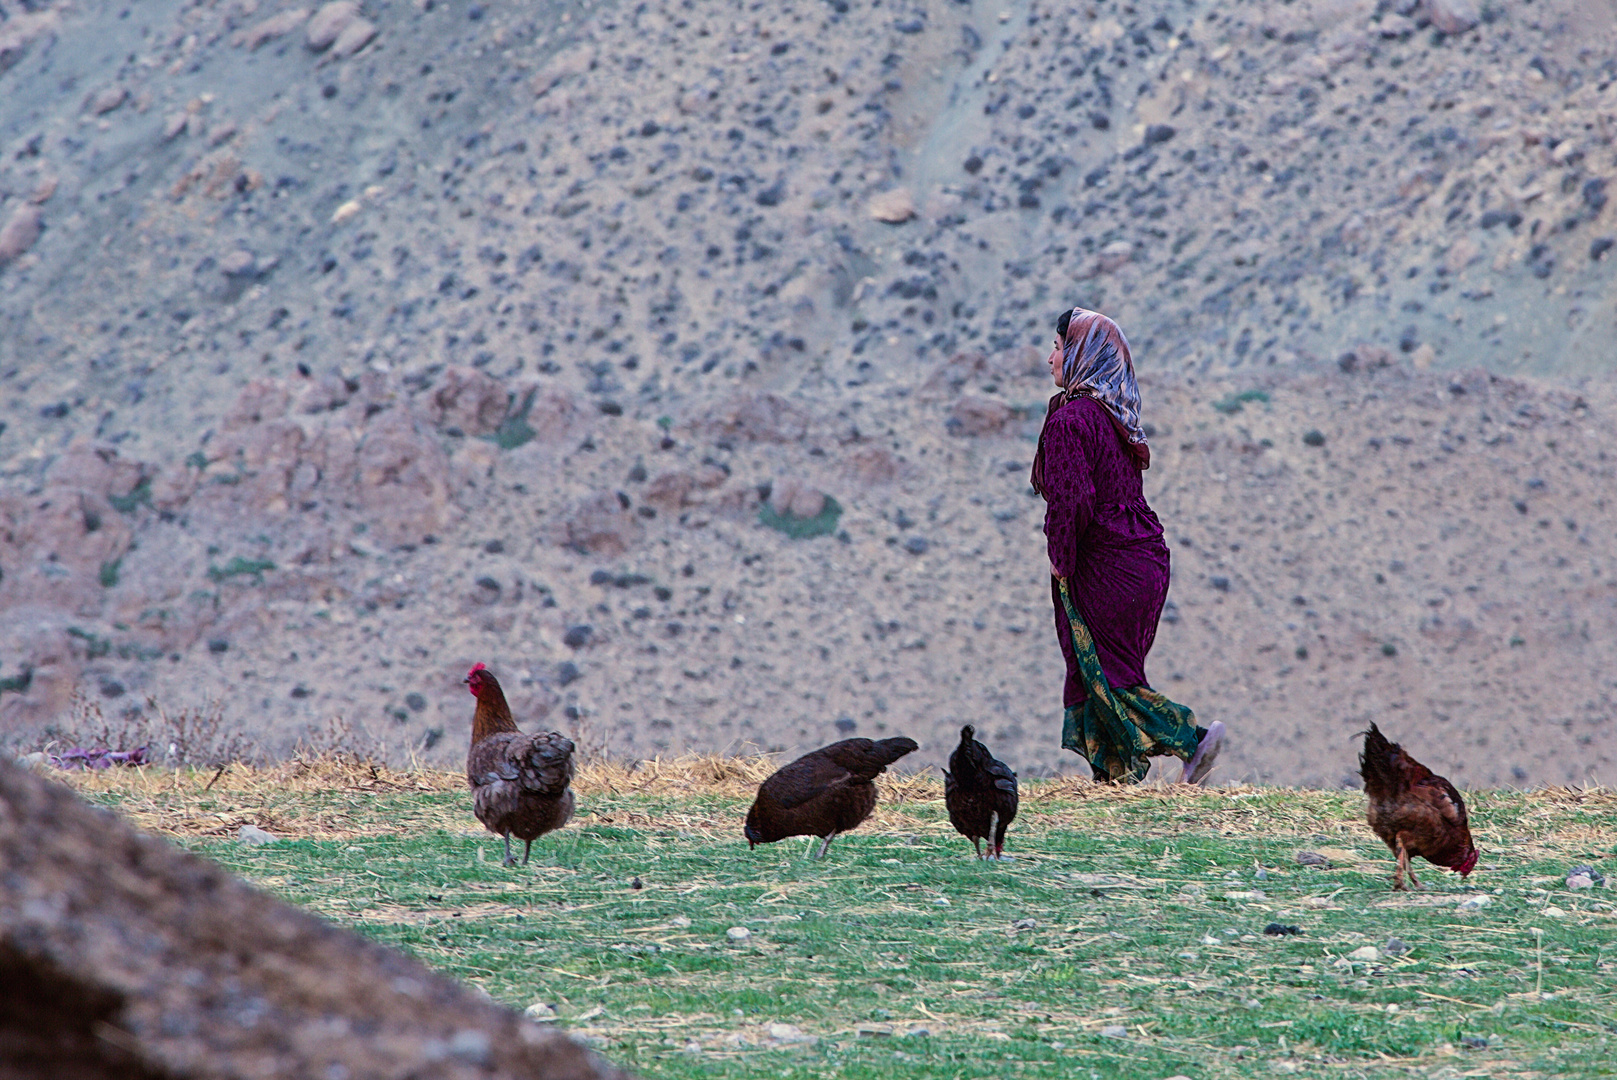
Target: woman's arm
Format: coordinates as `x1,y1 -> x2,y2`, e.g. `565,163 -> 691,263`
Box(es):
1043,411 -> 1095,579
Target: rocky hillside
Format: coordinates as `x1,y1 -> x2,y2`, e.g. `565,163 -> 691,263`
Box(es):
1,0 -> 1614,785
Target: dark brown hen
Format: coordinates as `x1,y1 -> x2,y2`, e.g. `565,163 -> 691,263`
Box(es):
944,724 -> 1019,859
743,736 -> 919,858
1359,722 -> 1478,890
465,663 -> 576,866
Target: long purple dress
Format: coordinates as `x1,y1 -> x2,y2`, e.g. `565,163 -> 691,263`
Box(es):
1041,395 -> 1170,706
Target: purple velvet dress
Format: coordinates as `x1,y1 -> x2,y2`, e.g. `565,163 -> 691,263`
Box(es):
1041,396 -> 1170,708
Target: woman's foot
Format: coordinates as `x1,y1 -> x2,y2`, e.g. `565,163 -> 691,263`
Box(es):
1180,721 -> 1225,785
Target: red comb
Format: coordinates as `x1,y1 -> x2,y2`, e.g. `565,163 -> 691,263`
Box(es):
467,662 -> 487,676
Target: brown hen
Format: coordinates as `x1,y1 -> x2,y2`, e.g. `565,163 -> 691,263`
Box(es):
1359,722 -> 1479,890
465,663 -> 575,866
743,736 -> 919,858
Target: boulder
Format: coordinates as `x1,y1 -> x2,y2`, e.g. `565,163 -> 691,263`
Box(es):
0,755 -> 626,1079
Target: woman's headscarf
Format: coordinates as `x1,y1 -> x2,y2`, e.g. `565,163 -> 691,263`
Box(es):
1031,308 -> 1150,498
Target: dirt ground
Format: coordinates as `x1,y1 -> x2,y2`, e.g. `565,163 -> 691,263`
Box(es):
1,0 -> 1613,787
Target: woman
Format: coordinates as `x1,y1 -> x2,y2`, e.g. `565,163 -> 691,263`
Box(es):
1031,308 -> 1225,784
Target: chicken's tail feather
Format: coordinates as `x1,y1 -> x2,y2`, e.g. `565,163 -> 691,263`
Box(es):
1357,722 -> 1405,797
870,737 -> 920,767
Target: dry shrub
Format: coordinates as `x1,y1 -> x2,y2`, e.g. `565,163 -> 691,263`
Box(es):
37,696 -> 263,769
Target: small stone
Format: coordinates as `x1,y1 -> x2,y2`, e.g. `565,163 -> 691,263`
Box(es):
208,638 -> 229,654
1458,894 -> 1492,911
767,1023 -> 815,1044
1422,0 -> 1478,35
556,661 -> 581,686
932,897 -> 950,906
1012,918 -> 1038,931
329,16 -> 377,58
524,1002 -> 558,1022
1296,851 -> 1329,866
331,199 -> 362,224
1302,430 -> 1327,447
1262,923 -> 1302,936
903,536 -> 930,556
89,86 -> 128,115
630,876 -> 643,890
1100,1024 -> 1128,1039
1143,124 -> 1176,146
1199,934 -> 1220,946
563,625 -> 593,649
1541,905 -> 1567,918
1567,865 -> 1605,888
306,0 -> 360,50
904,1027 -> 932,1038
219,250 -> 258,278
670,915 -> 692,928
1384,937 -> 1410,956
405,692 -> 427,712
238,824 -> 279,846
868,188 -> 915,224
1460,1035 -> 1488,1050
726,926 -> 751,943
1348,946 -> 1380,961
0,204 -> 43,266
834,717 -> 857,733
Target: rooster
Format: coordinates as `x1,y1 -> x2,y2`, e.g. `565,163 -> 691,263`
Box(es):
1359,722 -> 1479,890
743,736 -> 919,858
464,663 -> 575,866
944,725 -> 1019,859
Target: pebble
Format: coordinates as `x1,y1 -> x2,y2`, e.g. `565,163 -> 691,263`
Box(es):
670,915 -> 692,928
237,823 -> 279,846
1566,865 -> 1605,889
766,1023 -> 815,1044
306,1 -> 360,50
1295,851 -> 1330,867
0,204 -> 43,266
563,625 -> 593,649
903,536 -> 930,555
904,1027 -> 932,1038
725,926 -> 751,943
932,897 -> 950,906
1012,918 -> 1038,931
1458,894 -> 1492,911
1348,945 -> 1380,961
523,1002 -> 558,1022
1100,1024 -> 1128,1039
1262,923 -> 1302,936
1384,937 -> 1410,956
868,188 -> 915,224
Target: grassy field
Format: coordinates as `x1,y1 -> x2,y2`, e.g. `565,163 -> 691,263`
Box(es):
68,758 -> 1617,1080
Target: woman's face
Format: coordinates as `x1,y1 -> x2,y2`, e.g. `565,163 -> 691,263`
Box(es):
1047,336 -> 1065,388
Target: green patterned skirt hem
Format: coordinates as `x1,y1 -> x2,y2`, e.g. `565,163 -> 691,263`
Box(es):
1056,577 -> 1200,784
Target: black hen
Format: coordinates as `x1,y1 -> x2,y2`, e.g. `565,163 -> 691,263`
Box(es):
743,737 -> 919,858
944,724 -> 1019,859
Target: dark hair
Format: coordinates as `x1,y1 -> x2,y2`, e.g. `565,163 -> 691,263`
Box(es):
1055,308 -> 1074,340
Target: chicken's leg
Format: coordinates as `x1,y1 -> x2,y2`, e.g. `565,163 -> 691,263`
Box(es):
988,811 -> 999,860
814,832 -> 837,859
522,838 -> 533,866
971,836 -> 983,859
1393,835 -> 1420,891
502,832 -> 517,868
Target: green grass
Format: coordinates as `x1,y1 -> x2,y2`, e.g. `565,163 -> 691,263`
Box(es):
74,770 -> 1617,1079
758,496 -> 843,540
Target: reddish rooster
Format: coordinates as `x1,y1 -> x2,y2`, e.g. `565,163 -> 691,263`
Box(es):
743,737 -> 919,858
1359,722 -> 1479,890
944,725 -> 1019,859
464,663 -> 575,866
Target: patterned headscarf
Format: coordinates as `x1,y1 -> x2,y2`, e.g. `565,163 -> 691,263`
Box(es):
1031,308 -> 1150,497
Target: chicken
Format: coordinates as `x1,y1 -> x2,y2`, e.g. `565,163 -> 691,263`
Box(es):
464,662 -> 575,866
1359,722 -> 1478,890
743,736 -> 919,858
943,724 -> 1019,859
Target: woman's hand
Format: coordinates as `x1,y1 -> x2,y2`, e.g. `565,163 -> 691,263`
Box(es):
1050,559 -> 1061,579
